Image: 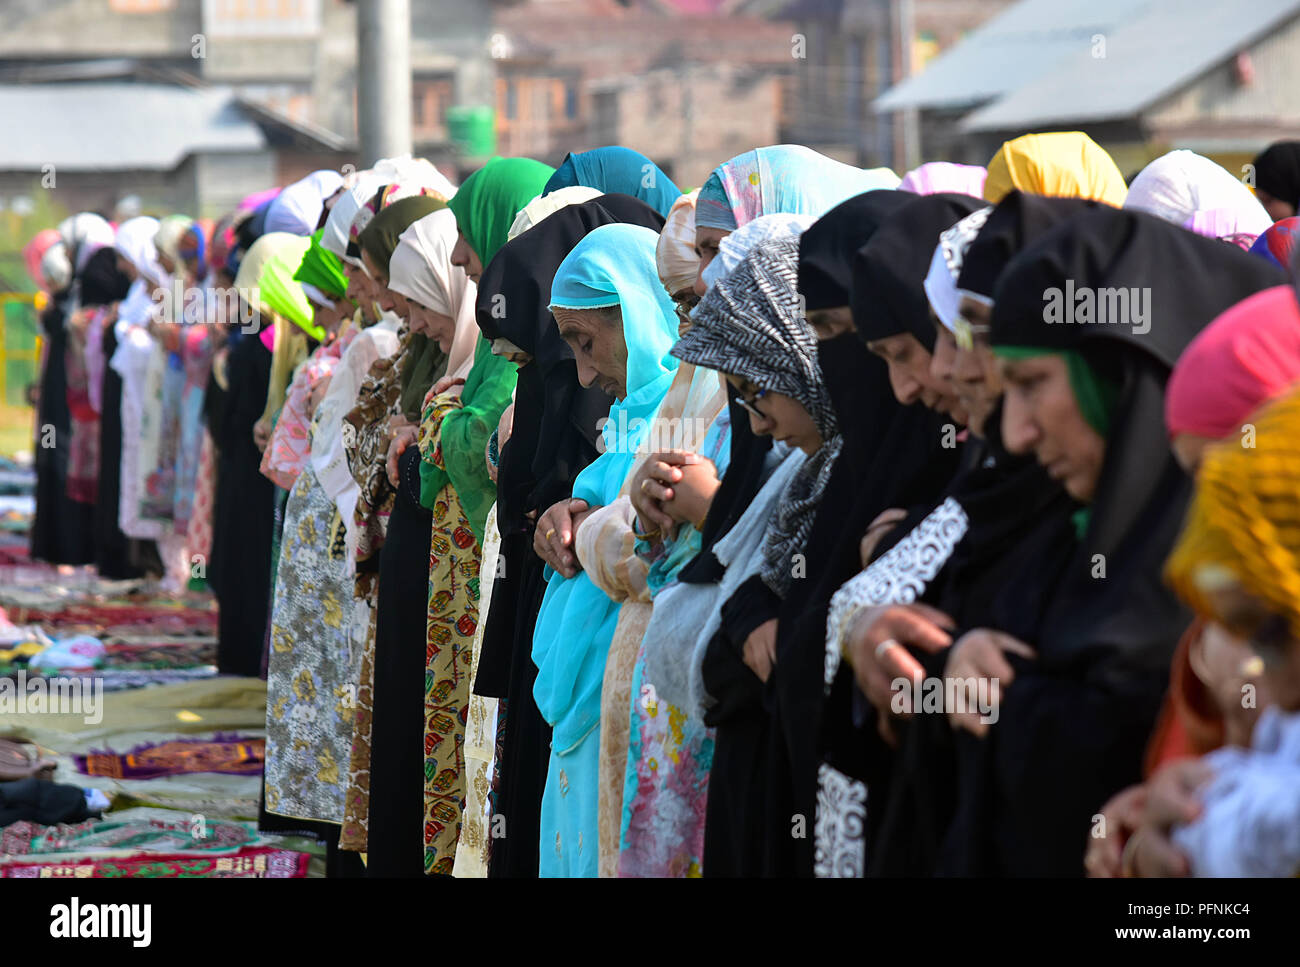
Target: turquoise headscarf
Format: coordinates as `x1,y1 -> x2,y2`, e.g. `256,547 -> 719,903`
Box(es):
531,224 -> 681,755
542,146 -> 682,218
695,144 -> 901,231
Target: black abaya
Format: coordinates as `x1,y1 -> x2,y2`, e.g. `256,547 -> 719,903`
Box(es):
365,445 -> 434,878
210,331 -> 274,677
30,295 -> 95,565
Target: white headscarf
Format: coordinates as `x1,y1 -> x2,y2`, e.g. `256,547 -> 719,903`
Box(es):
58,212 -> 116,274
321,156 -> 458,260
700,212 -> 817,291
507,186 -> 603,242
40,243 -> 72,293
265,169 -> 345,236
924,206 -> 994,335
388,208 -> 479,381
1125,150 -> 1272,232
113,216 -> 166,288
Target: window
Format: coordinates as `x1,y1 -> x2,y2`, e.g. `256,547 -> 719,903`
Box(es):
565,82 -> 578,121
505,81 -> 518,121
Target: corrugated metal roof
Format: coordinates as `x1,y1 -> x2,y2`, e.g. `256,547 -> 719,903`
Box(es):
874,0 -> 1140,112
0,83 -> 266,172
875,0 -> 1300,123
961,0 -> 1300,130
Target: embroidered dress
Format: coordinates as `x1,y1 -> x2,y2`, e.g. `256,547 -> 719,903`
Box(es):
618,405 -> 730,877
175,326 -> 215,533
420,392 -> 482,876
815,496 -> 969,878
264,463 -> 361,825
453,503 -> 501,878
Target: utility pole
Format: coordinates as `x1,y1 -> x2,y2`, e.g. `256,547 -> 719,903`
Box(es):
894,0 -> 920,172
357,0 -> 413,166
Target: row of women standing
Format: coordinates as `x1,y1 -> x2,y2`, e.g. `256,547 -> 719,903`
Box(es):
27,135 -> 1300,877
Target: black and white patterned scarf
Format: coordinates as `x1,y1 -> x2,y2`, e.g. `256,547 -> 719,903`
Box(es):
672,234 -> 841,598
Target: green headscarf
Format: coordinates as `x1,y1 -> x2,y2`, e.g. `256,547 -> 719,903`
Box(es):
294,228 -> 348,300
447,156 -> 556,268
419,337 -> 518,544
257,235 -> 320,340
993,345 -> 1119,538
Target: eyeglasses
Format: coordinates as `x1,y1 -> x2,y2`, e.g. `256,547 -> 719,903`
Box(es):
674,295 -> 700,330
735,386 -> 769,420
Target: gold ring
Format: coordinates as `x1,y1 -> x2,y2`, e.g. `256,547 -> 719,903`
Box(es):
545,528 -> 557,541
640,479 -> 651,494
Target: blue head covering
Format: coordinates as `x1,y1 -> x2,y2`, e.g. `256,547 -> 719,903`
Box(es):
533,223 -> 680,759
695,144 -> 901,232
542,146 -> 682,218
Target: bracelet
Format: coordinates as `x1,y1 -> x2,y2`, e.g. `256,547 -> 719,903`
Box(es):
632,517 -> 661,541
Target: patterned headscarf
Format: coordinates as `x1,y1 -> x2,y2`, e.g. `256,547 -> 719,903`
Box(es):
1249,216 -> 1300,270
700,212 -> 816,291
984,131 -> 1128,207
1166,384 -> 1300,642
695,144 -> 900,231
672,234 -> 840,598
923,206 -> 994,341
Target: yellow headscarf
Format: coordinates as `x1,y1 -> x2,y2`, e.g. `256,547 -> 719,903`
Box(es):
983,131 -> 1128,207
1166,386 -> 1300,640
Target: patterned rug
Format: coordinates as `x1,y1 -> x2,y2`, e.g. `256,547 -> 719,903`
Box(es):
0,845 -> 310,878
1,814 -> 264,857
74,734 -> 265,780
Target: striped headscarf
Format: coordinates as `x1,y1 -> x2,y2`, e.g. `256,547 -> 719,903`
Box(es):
672,234 -> 840,598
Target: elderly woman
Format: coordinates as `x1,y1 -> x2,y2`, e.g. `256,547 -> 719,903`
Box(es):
528,223 -> 681,877
470,195 -> 665,878
922,206 -> 1281,876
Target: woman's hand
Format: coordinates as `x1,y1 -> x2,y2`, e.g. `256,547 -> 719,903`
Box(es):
860,508 -> 907,566
497,403 -> 515,451
306,374 -> 332,420
534,497 -> 592,579
842,603 -> 954,721
630,450 -> 709,536
943,629 -> 1037,737
385,424 -> 419,487
253,418 -> 271,452
1126,758 -> 1212,877
664,456 -> 720,530
742,618 -> 778,683
430,375 -> 466,398
1085,783 -> 1147,878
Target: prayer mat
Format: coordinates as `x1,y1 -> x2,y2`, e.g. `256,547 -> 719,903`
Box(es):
1,814 -> 263,856
0,845 -> 310,878
74,734 -> 264,780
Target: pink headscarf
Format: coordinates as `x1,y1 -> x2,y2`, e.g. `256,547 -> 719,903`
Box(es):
1166,285 -> 1300,439
898,162 -> 988,197
238,187 -> 282,213
23,229 -> 63,289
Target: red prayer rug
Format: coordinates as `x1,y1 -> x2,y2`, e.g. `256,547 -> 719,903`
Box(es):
74,734 -> 265,780
0,845 -> 310,878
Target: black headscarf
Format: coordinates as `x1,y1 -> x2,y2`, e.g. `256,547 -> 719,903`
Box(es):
798,190 -> 914,310
1251,140 -> 1300,208
937,206 -> 1287,876
957,192 -> 1103,299
77,247 -> 131,308
851,193 -> 985,347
